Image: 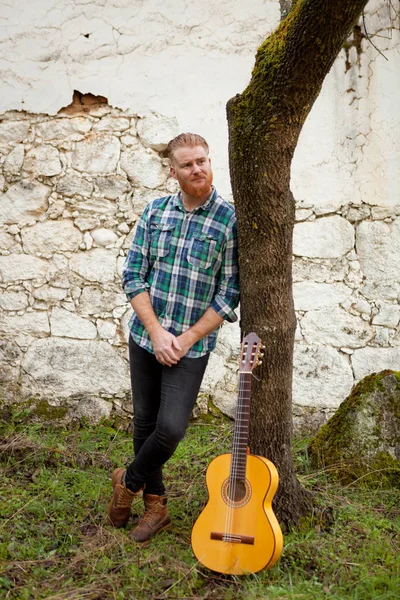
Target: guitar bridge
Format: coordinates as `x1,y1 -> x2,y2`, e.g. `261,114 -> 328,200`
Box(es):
210,532 -> 255,545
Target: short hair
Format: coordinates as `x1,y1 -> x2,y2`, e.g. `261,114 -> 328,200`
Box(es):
166,133 -> 209,163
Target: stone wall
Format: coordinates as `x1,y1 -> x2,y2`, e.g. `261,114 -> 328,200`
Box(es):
1,93 -> 399,429
1,0 -> 400,430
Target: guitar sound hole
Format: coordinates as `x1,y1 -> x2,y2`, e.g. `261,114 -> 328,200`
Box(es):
228,479 -> 246,502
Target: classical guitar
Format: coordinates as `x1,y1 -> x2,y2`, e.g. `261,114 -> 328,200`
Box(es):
191,332 -> 283,575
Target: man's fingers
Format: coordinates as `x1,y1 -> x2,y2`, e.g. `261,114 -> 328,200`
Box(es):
171,337 -> 182,351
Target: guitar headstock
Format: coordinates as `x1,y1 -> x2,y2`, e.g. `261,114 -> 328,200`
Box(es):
240,332 -> 264,373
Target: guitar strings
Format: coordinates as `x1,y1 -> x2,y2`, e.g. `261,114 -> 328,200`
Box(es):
225,369 -> 251,543
227,370 -> 250,541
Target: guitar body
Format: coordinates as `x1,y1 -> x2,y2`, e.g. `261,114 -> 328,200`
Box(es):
191,452 -> 283,575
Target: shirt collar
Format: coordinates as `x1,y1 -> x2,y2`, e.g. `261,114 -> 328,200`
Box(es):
172,186 -> 217,213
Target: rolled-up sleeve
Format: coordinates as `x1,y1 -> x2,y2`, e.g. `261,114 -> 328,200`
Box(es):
211,216 -> 240,322
122,205 -> 151,301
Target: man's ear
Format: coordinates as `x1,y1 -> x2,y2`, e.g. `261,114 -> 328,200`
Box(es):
170,165 -> 177,179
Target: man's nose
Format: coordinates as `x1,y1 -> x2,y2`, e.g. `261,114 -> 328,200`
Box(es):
192,163 -> 202,174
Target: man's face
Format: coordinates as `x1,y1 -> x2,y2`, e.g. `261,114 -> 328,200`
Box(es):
170,145 -> 213,199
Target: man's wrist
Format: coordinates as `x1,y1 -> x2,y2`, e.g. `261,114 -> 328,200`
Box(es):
147,321 -> 163,337
180,328 -> 199,347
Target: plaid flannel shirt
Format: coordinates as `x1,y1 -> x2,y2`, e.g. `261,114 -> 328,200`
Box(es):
122,187 -> 239,358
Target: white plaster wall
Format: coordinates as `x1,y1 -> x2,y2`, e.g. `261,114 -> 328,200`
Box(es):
0,0 -> 280,199
1,0 -> 399,429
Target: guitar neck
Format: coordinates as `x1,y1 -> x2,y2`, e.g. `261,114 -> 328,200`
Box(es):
230,371 -> 252,482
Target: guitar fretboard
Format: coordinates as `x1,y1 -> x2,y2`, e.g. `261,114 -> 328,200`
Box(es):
230,371 -> 252,483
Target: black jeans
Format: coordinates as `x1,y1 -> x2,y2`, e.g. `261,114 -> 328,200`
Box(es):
125,336 -> 209,496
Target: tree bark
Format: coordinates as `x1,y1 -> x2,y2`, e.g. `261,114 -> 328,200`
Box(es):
227,0 -> 369,526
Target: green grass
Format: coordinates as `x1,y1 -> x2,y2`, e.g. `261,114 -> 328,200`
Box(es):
0,408 -> 399,599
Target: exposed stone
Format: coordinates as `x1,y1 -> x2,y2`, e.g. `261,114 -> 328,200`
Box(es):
301,307 -> 373,348
295,208 -> 313,221
70,248 -> 117,283
78,286 -> 122,316
97,318 -> 117,339
0,121 -> 30,153
120,147 -> 167,188
83,232 -> 93,250
308,371 -> 400,488
56,172 -> 94,197
0,181 -> 50,225
46,199 -> 66,220
93,116 -> 130,132
94,175 -> 130,199
50,307 -> 97,339
72,133 -> 120,174
371,206 -> 399,220
36,118 -> 91,141
121,134 -> 139,147
0,311 -> 49,336
74,216 -> 98,231
0,339 -> 22,388
0,291 -> 29,311
71,397 -> 113,422
0,231 -> 15,251
357,219 -> 400,299
212,366 -> 239,418
293,345 -> 354,408
0,175 -> 5,192
24,145 -> 62,176
343,205 -> 371,223
21,220 -> 83,253
0,254 -> 49,282
200,353 -> 226,394
22,338 -> 130,397
294,216 -> 355,258
91,228 -> 118,247
293,282 -> 352,311
372,302 -> 400,328
293,257 -> 348,283
129,188 -> 159,213
352,347 -> 400,381
118,308 -> 132,344
75,198 -> 116,215
4,144 -> 25,177
32,285 -> 68,303
214,319 -> 240,359
136,113 -> 178,151
372,327 -> 390,346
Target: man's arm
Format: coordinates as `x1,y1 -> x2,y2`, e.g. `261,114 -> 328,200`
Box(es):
130,291 -> 182,366
123,206 -> 182,367
176,307 -> 224,358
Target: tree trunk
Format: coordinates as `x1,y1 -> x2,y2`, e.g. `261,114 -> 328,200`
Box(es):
227,0 -> 368,527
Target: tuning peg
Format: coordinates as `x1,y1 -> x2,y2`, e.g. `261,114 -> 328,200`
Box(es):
258,360 -> 263,365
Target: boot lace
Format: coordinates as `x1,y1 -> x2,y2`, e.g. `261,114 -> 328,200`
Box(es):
116,485 -> 134,508
141,503 -> 161,523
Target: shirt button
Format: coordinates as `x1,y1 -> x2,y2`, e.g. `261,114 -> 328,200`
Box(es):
170,293 -> 174,298
180,234 -> 184,239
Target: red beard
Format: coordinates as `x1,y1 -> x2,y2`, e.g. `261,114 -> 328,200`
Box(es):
179,170 -> 213,199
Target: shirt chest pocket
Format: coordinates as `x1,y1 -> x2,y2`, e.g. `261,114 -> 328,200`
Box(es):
149,222 -> 175,259
187,234 -> 219,270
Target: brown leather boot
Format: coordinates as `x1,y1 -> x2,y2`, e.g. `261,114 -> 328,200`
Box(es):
107,468 -> 143,528
130,494 -> 172,544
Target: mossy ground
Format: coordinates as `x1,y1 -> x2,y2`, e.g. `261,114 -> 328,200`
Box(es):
0,408 -> 399,599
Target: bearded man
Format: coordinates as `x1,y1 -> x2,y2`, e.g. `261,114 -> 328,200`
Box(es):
107,133 -> 239,544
